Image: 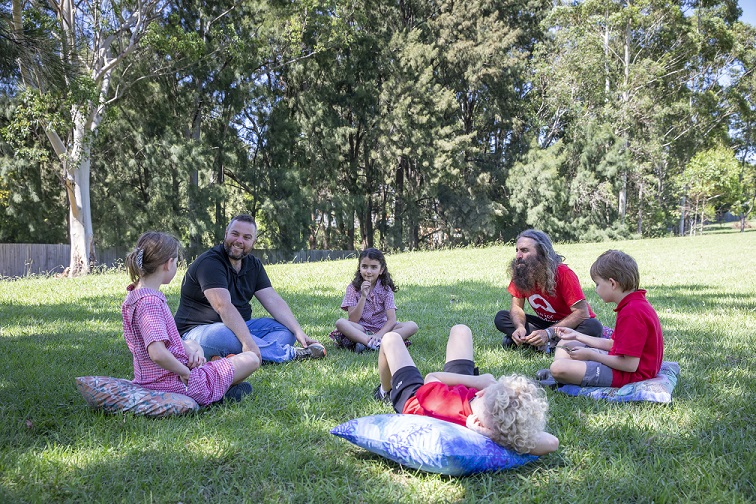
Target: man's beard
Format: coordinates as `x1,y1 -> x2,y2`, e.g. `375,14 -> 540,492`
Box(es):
510,255 -> 548,294
224,241 -> 251,260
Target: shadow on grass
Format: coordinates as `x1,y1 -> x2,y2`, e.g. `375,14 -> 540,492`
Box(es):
1,274 -> 754,501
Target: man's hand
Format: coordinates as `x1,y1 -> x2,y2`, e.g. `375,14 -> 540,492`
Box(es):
512,326 -> 528,345
241,339 -> 261,357
523,329 -> 549,347
298,333 -> 322,348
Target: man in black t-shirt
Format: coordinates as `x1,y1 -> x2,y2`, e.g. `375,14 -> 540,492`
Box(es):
175,214 -> 325,363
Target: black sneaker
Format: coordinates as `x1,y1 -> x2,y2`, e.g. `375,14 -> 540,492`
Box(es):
293,343 -> 327,360
372,384 -> 391,404
223,382 -> 252,403
502,336 -> 515,349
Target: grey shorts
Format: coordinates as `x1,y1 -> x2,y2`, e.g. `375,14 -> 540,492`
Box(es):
582,358 -> 613,387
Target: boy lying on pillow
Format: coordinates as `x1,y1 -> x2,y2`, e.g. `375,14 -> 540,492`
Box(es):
373,324 -> 559,455
547,250 -> 664,388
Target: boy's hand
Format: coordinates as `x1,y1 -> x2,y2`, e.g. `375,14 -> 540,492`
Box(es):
555,327 -> 579,340
567,347 -> 594,360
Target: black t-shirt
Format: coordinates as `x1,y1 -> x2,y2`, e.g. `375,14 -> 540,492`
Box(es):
174,244 -> 272,334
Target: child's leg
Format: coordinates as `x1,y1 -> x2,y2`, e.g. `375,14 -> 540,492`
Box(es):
552,341 -> 586,359
392,321 -> 419,340
440,324 -> 477,375
228,352 -> 260,384
378,332 -> 415,392
335,318 -> 372,345
445,324 -> 474,363
549,358 -> 587,385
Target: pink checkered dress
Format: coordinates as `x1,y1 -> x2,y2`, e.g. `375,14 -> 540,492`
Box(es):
122,285 -> 234,406
340,279 -> 397,333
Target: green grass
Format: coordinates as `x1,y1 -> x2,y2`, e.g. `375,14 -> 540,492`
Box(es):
1,232 -> 755,503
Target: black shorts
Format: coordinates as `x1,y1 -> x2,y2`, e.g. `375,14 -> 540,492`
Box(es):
390,359 -> 477,413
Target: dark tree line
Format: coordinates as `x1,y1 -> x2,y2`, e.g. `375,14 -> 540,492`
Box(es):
1,0 -> 754,273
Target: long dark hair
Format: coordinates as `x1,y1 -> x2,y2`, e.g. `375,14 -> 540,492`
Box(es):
515,229 -> 563,295
350,248 -> 397,292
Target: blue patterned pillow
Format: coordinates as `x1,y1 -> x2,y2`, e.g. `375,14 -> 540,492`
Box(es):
331,414 -> 537,476
557,361 -> 680,403
76,376 -> 200,417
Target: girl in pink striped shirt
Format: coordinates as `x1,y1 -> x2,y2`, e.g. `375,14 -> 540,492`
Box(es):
332,248 -> 418,353
122,232 -> 259,405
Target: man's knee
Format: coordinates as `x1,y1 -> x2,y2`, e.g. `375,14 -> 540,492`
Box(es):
576,317 -> 604,338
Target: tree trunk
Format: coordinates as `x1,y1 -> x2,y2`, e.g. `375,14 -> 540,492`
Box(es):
394,158 -> 405,247
12,0 -> 161,275
347,209 -> 355,250
637,181 -> 643,235
618,9 -> 630,224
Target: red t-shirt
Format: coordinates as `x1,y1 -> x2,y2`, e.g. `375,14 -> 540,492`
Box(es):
609,290 -> 664,387
508,263 -> 596,322
401,382 -> 477,426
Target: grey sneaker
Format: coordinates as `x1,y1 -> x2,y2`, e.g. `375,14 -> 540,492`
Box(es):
293,343 -> 327,360
354,343 -> 368,354
372,384 -> 391,404
536,368 -> 558,389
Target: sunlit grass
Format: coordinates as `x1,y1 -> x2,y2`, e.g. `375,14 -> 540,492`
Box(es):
1,231 -> 755,502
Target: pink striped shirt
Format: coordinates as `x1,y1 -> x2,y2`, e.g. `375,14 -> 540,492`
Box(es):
122,285 -> 233,405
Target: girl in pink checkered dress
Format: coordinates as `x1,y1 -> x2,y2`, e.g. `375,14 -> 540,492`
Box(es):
122,232 -> 259,405
332,248 -> 418,353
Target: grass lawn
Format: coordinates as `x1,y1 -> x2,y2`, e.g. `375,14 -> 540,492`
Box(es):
1,232 -> 754,503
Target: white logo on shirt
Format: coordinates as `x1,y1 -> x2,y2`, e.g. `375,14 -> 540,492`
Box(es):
529,294 -> 556,314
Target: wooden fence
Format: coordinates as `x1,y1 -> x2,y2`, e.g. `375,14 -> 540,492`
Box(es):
0,244 -> 358,279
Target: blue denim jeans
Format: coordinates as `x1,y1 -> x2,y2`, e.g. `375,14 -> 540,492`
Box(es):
181,317 -> 297,363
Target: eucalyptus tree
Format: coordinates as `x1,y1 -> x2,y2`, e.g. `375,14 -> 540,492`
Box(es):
8,0 -> 165,275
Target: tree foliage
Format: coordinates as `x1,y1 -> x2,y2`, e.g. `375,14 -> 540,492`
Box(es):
1,0 -> 754,258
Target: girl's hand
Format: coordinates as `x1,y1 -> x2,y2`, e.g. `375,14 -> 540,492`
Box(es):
360,280 -> 372,298
186,346 -> 206,369
179,371 -> 190,386
555,327 -> 579,340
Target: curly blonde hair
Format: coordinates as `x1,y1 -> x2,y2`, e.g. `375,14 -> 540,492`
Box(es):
478,374 -> 549,454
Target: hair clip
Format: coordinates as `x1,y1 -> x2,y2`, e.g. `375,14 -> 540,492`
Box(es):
136,248 -> 144,270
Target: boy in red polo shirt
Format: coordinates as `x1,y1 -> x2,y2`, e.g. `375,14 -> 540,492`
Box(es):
548,250 -> 664,388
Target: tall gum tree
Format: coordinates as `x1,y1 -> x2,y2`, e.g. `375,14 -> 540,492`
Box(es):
10,0 -> 164,276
